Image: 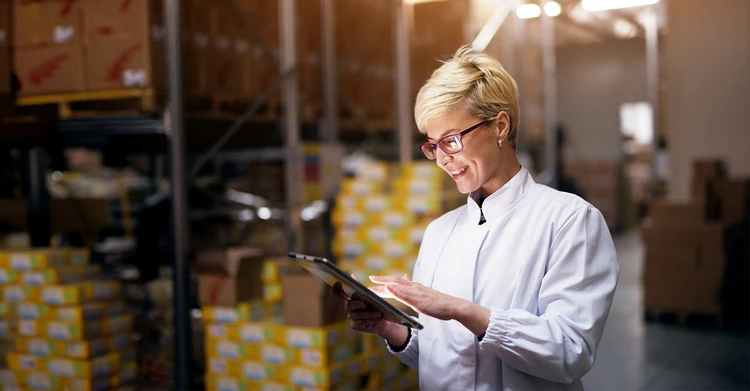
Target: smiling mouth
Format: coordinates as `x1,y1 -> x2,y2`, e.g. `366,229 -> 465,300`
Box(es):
450,166 -> 468,175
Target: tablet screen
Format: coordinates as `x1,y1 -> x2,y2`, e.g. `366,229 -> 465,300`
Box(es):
288,253 -> 423,330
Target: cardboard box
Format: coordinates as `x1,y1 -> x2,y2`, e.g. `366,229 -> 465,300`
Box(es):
195,247 -> 264,307
714,178 -> 749,221
81,0 -> 165,90
14,43 -> 85,95
14,0 -> 84,45
649,201 -> 706,221
281,273 -> 347,328
0,0 -> 11,95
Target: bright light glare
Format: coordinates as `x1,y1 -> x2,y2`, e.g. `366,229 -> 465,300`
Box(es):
257,207 -> 271,220
516,3 -> 541,19
581,0 -> 659,12
544,1 -> 561,17
613,19 -> 638,38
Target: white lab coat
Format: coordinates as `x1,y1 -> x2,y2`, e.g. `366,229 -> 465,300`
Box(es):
389,168 -> 619,391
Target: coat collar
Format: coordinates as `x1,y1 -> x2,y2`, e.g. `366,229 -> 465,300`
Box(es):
466,167 -> 532,225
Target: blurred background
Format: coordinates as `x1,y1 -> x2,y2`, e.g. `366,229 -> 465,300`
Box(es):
0,0 -> 747,390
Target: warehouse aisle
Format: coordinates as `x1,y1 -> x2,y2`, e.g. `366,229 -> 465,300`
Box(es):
583,231 -> 750,391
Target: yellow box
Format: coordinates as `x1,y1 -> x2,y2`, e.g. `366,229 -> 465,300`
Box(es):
206,321 -> 272,344
282,323 -> 347,349
234,361 -> 286,382
202,301 -> 266,324
17,334 -> 127,360
262,322 -> 287,346
15,338 -> 66,357
41,281 -> 121,305
392,177 -> 442,196
334,194 -> 364,211
331,208 -> 378,229
3,285 -> 41,303
64,249 -> 90,266
261,258 -> 298,284
15,303 -> 51,320
46,353 -> 119,378
286,362 -> 347,389
7,353 -> 46,372
293,343 -> 358,368
0,303 -> 7,318
377,211 -> 417,229
0,269 -> 19,284
0,250 -> 66,271
263,282 -> 282,302
18,319 -> 43,338
340,179 -> 382,196
54,301 -> 126,323
206,357 -> 240,376
206,340 -> 262,360
22,265 -> 102,286
259,344 -> 294,365
22,372 -> 63,390
41,315 -> 130,341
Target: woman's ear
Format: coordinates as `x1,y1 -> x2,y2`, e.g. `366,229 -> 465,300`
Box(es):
495,111 -> 511,140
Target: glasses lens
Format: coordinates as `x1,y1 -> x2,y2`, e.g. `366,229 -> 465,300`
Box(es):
440,135 -> 463,154
420,144 -> 436,160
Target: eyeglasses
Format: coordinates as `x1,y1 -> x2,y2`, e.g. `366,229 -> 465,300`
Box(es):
419,120 -> 487,160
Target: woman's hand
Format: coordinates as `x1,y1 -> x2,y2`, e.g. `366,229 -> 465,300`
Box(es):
369,275 -> 462,321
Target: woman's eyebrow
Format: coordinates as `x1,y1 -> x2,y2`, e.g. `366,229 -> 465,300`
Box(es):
427,128 -> 458,142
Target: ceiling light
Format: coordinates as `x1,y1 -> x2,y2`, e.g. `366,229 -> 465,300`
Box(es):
613,19 -> 638,38
544,1 -> 562,17
581,0 -> 659,12
516,3 -> 541,19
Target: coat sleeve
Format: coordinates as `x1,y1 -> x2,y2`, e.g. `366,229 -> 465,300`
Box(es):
477,205 -> 619,384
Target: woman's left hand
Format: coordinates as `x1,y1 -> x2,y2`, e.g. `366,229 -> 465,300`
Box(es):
369,275 -> 463,321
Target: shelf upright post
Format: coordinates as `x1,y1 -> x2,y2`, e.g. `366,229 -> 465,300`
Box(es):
164,0 -> 192,389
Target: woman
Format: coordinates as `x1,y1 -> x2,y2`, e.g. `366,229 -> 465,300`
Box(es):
345,46 -> 619,390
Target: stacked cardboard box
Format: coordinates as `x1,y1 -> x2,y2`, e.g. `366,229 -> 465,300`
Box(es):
566,160 -> 622,230
0,248 -> 136,390
13,0 -> 165,96
642,159 -> 749,317
332,161 -> 446,282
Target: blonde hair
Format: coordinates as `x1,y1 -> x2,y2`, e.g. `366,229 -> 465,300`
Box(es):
414,46 -> 521,148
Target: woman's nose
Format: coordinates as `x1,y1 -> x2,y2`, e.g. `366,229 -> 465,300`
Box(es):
436,148 -> 452,166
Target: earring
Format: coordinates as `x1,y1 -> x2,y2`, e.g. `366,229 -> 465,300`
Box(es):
497,139 -> 503,148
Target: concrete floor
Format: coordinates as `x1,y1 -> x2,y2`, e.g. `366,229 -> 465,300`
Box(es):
582,231 -> 750,391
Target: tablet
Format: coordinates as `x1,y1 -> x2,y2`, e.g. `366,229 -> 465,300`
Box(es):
288,252 -> 424,330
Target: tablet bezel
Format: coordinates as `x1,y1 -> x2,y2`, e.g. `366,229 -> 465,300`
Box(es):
287,252 -> 424,330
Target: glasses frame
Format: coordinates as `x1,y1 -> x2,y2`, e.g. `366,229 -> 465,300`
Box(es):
419,120 -> 487,160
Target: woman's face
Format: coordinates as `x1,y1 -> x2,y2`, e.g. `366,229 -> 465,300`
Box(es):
423,111 -> 504,196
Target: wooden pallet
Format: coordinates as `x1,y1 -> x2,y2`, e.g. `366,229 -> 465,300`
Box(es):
16,88 -> 160,119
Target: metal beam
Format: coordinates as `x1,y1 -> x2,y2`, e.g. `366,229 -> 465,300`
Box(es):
280,0 -> 303,250
643,7 -> 660,184
23,148 -> 50,247
164,0 -> 191,390
321,0 -> 338,141
542,0 -> 558,188
395,0 -> 414,165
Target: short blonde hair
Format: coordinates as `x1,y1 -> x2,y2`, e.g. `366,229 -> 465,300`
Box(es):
414,46 -> 521,148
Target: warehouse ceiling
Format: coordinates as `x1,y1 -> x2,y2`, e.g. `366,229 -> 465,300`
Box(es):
553,0 -> 662,46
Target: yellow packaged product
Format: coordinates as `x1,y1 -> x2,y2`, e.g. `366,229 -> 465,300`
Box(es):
334,194 -> 364,211
259,344 -> 294,365
23,372 -> 63,390
263,282 -> 282,302
1,250 -> 66,271
54,301 -> 126,323
331,208 -> 377,228
340,178 -> 382,196
15,303 -> 51,320
206,339 -> 262,360
292,343 -> 358,368
234,361 -> 286,382
22,265 -> 101,286
206,357 -> 240,376
15,338 -> 66,357
64,249 -> 90,266
282,322 -> 347,349
286,362 -> 347,389
3,285 -> 40,303
41,281 -> 121,305
0,269 -> 19,284
43,317 -> 115,340
202,301 -> 266,324
46,353 -> 119,378
17,319 -> 42,338
7,353 -> 46,372
261,258 -> 299,284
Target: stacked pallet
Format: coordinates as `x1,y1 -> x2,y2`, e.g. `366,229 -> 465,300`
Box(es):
642,159 -> 749,323
0,248 -> 136,391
